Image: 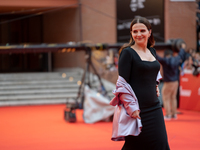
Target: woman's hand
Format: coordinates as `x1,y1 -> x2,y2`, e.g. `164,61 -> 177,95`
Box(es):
131,110 -> 141,119
156,85 -> 160,97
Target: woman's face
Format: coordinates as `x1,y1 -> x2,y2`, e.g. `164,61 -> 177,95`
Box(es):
131,23 -> 151,46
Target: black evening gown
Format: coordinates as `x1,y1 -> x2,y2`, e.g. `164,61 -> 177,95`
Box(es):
118,47 -> 170,150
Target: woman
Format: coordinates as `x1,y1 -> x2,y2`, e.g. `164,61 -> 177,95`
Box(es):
111,17 -> 170,150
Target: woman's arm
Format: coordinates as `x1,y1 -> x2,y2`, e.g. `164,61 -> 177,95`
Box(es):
118,49 -> 132,83
119,93 -> 141,119
118,48 -> 140,119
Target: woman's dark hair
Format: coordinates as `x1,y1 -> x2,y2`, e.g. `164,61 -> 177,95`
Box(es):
119,16 -> 155,54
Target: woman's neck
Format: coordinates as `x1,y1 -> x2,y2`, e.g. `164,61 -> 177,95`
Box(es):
132,44 -> 147,52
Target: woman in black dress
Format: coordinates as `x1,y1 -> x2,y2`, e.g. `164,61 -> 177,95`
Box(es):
118,17 -> 170,150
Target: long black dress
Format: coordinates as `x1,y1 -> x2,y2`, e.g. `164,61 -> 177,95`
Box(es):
118,47 -> 170,150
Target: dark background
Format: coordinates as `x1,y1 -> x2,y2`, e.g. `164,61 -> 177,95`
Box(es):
116,0 -> 164,43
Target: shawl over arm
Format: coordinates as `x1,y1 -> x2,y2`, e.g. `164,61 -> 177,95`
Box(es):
110,72 -> 162,141
109,76 -> 142,141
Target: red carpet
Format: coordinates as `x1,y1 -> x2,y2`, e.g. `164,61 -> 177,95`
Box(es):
0,104 -> 200,150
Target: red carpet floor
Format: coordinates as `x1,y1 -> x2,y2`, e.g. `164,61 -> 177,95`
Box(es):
0,104 -> 200,150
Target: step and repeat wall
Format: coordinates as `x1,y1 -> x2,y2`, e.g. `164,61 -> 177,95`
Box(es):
179,74 -> 200,111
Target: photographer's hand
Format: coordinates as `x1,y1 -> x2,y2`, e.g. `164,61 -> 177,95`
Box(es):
181,43 -> 186,50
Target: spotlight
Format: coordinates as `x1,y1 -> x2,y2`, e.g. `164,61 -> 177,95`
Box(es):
77,80 -> 81,85
69,77 -> 74,81
62,73 -> 66,78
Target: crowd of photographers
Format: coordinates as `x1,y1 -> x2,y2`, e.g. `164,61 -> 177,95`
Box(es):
181,48 -> 200,76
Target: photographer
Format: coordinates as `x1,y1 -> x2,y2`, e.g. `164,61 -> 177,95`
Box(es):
156,43 -> 188,120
